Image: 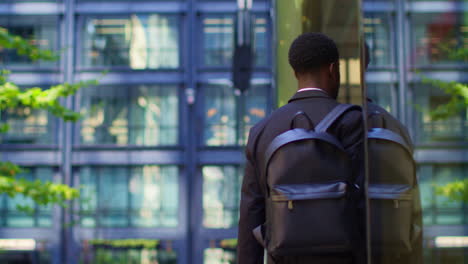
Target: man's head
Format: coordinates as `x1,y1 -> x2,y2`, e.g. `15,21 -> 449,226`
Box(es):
288,33 -> 340,98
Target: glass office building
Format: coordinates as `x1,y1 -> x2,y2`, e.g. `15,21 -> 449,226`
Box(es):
0,0 -> 466,263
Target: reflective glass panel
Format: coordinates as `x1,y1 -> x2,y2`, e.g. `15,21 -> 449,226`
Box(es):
0,167 -> 53,227
412,0 -> 467,2
81,14 -> 179,69
204,248 -> 236,264
80,241 -> 177,264
79,166 -> 179,228
203,84 -> 268,146
420,166 -> 468,229
78,0 -> 176,1
432,166 -> 466,225
130,166 -> 178,227
1,103 -> 55,145
0,16 -> 58,68
367,83 -> 396,114
418,166 -> 435,225
5,0 -> 61,2
203,166 -> 242,228
364,12 -> 394,67
202,15 -> 269,67
80,85 -> 178,146
411,12 -> 468,65
414,84 -> 467,143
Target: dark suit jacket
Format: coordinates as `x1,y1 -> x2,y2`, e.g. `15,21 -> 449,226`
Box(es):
237,90 -> 364,264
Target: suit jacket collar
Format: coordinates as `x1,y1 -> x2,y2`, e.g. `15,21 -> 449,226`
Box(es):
288,89 -> 332,103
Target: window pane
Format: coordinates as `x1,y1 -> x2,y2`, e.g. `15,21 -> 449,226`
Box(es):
79,166 -> 179,228
80,85 -> 178,146
411,12 -> 468,65
1,104 -> 55,145
99,167 -> 128,227
0,16 -> 58,68
5,1 -> 61,2
204,85 -> 268,146
81,14 -> 179,69
418,167 -> 435,225
78,0 -> 177,1
414,84 -> 467,143
203,166 -> 242,229
411,0 -> 466,2
202,15 -> 269,67
0,167 -> 54,228
130,166 -> 178,227
364,12 -> 394,67
81,241 -> 177,264
432,166 -> 465,225
204,248 -> 236,264
420,165 -> 468,226
204,85 -> 236,146
367,83 -> 395,114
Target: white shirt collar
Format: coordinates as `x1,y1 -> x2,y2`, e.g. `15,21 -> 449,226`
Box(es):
297,87 -> 327,94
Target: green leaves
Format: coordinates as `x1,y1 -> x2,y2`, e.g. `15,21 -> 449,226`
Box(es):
89,239 -> 160,249
0,162 -> 80,212
435,179 -> 468,203
0,27 -> 59,62
0,78 -> 99,128
421,76 -> 468,120
0,30 -> 97,211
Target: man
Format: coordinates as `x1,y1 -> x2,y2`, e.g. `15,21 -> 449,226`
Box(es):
237,33 -> 364,264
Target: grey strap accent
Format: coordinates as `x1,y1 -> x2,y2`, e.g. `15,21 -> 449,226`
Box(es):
252,225 -> 265,248
315,104 -> 361,132
368,128 -> 413,156
264,129 -> 344,174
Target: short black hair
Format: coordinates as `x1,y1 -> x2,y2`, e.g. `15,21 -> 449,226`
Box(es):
288,32 -> 339,74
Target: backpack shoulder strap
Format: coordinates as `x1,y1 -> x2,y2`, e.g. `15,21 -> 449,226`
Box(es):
315,104 -> 361,132
368,128 -> 413,156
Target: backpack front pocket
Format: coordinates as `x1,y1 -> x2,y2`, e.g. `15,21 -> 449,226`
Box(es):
267,182 -> 352,256
369,184 -> 413,253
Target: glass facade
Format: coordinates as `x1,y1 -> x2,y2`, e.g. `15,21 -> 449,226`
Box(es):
79,166 -> 179,228
0,167 -> 53,227
202,15 -> 269,67
364,12 -> 395,68
203,84 -> 267,146
0,0 -> 466,263
80,85 -> 179,146
202,166 -> 241,228
81,14 -> 179,70
411,12 -> 467,65
0,104 -> 55,144
0,16 -> 59,68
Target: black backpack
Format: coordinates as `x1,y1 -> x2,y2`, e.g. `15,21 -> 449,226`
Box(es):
253,104 -> 361,257
367,125 -> 419,257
